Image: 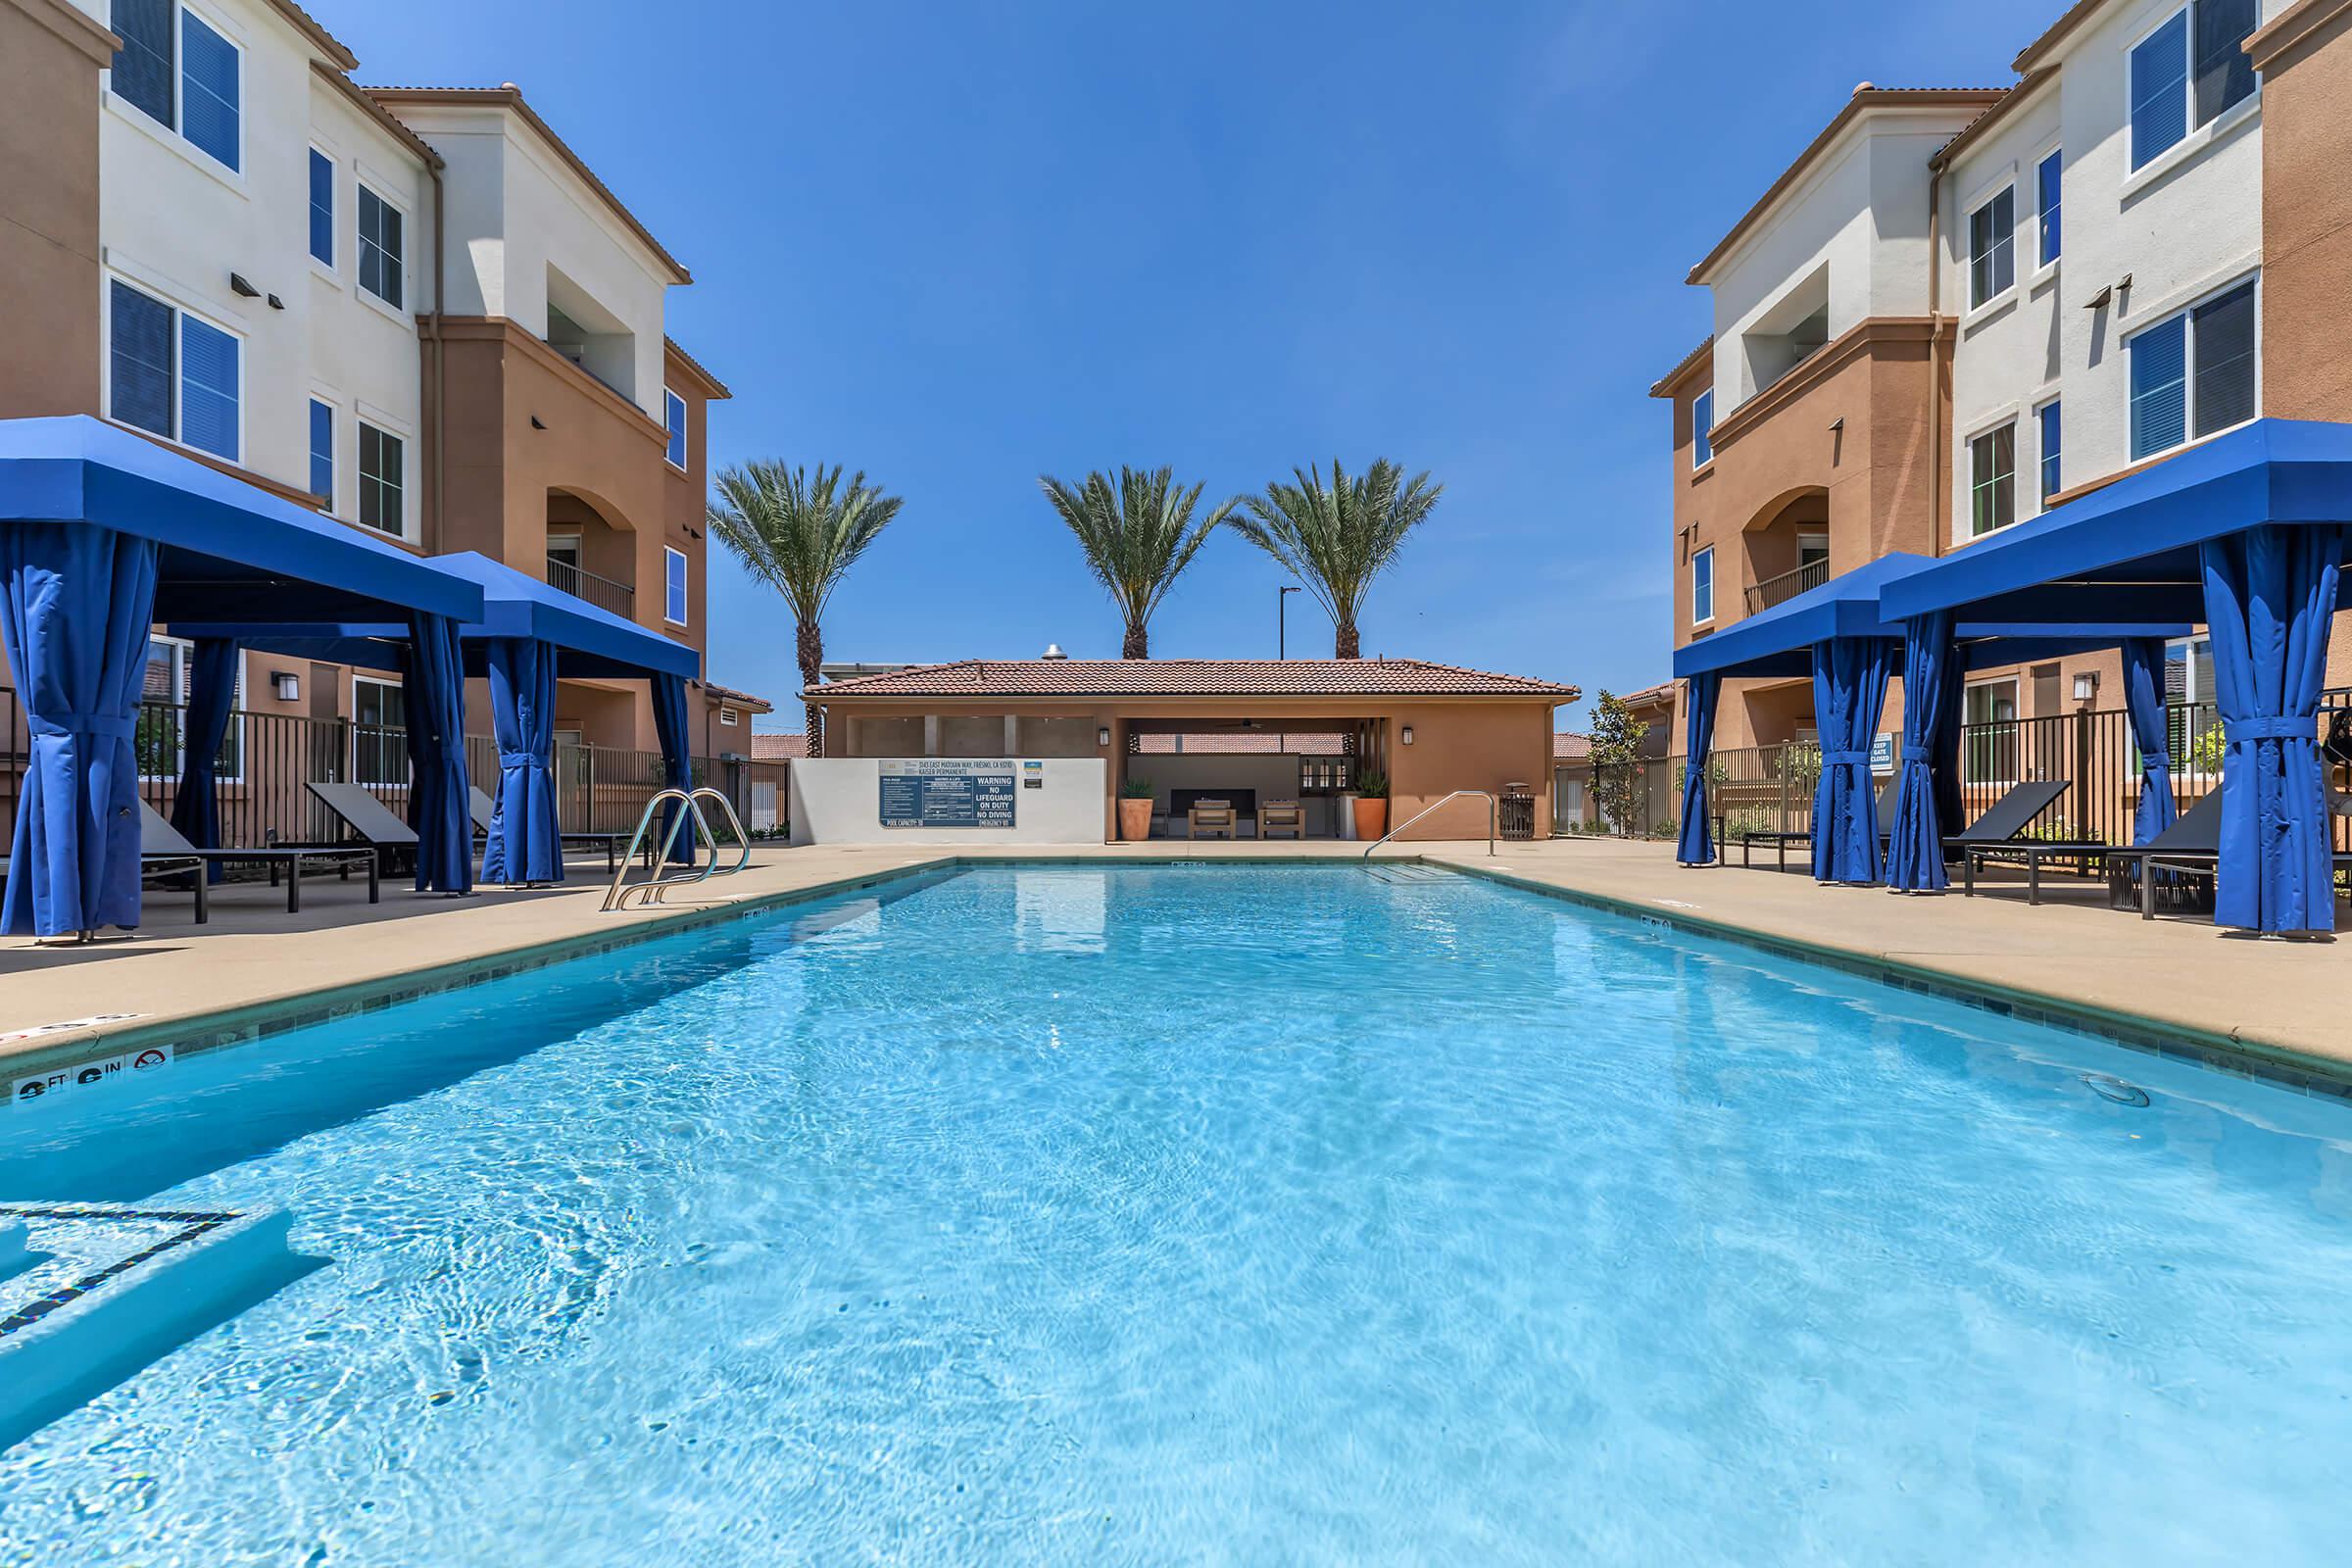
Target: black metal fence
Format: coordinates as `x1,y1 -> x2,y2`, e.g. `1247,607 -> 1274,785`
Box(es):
0,686 -> 790,854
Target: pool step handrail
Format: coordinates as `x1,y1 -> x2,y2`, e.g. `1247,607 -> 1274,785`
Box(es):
687,787 -> 756,878
1362,790 -> 1495,859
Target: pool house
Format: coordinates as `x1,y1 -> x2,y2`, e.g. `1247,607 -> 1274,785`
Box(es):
1673,418 -> 2352,934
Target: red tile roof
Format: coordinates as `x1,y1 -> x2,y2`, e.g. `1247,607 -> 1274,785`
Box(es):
750,734 -> 808,760
1133,731 -> 1348,754
1553,731 -> 1592,760
805,659 -> 1580,701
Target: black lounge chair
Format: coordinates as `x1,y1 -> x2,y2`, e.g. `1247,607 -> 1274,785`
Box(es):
1736,776 -> 1898,873
1953,779 -> 2108,903
140,801 -> 376,919
301,781 -> 420,875
466,785 -> 632,875
2108,788 -> 2352,920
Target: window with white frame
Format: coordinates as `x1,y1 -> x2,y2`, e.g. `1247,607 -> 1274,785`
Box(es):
352,673 -> 409,788
1691,388 -> 1714,468
2128,276 -> 2256,459
2130,1 -> 2258,172
108,1 -> 241,172
138,635 -> 244,782
1968,186 -> 2015,308
2035,149 -> 2061,266
2036,400 -> 2062,504
358,185 -> 404,309
1969,421 -> 2016,537
1691,546 -> 1714,624
665,547 -> 689,625
308,397 -> 333,503
309,148 -> 334,266
108,276 -> 239,462
359,420 -> 404,535
664,388 -> 689,469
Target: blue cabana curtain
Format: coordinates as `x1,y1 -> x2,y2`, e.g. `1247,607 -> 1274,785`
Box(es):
482,637 -> 562,886
1810,636 -> 1891,884
2120,638 -> 2180,847
1676,672 -> 1720,865
2199,524 -> 2342,933
404,611 -> 473,895
1,523 -> 162,936
652,672 -> 696,865
1886,612 -> 1953,892
169,636 -> 241,881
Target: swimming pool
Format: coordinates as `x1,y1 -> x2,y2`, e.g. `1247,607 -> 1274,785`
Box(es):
2,863 -> 2348,1565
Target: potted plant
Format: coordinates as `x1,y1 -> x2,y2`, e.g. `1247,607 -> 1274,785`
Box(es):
1352,768 -> 1390,841
1118,776 -> 1155,841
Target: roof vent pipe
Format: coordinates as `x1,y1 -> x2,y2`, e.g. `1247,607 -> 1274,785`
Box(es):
1042,643 -> 1068,660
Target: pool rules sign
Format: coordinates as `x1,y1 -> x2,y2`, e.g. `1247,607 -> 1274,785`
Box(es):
878,760 -> 1017,829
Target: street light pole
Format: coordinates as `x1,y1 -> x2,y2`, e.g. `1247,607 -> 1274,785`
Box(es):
1279,585 -> 1300,659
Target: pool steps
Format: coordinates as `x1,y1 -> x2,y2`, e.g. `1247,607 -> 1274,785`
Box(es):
0,1204 -> 305,1451
0,1222 -> 32,1282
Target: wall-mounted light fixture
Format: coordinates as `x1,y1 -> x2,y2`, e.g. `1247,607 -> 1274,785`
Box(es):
271,670 -> 301,703
1098,726 -> 1111,748
2072,671 -> 2098,702
1400,725 -> 1415,746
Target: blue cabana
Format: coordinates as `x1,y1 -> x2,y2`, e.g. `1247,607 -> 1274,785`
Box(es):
173,551 -> 702,885
1674,551 -> 2191,888
1883,419 -> 2352,933
0,416 -> 483,936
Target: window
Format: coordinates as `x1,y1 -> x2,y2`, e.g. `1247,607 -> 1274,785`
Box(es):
1691,388 -> 1714,468
353,674 -> 409,788
1691,546 -> 1715,624
2129,277 -> 2257,459
137,635 -> 242,782
1968,187 -> 2015,308
665,547 -> 689,625
109,2 -> 240,172
664,388 -> 689,469
359,421 -> 404,534
2037,401 -> 2062,503
109,278 -> 239,461
2035,149 -> 2062,266
358,186 -> 403,309
1963,678 -> 2020,786
308,398 -> 333,503
1969,422 -> 2016,537
2131,2 -> 2257,171
309,149 -> 334,266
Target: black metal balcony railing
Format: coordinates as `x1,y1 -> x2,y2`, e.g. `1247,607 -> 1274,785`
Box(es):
546,557 -> 636,620
1744,557 -> 1831,615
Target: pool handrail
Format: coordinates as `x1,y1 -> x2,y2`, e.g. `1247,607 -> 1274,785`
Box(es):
1362,790 -> 1496,859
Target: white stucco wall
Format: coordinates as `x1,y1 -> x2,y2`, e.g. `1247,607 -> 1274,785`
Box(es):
1706,112 -> 1981,415
789,759 -> 1109,846
96,0 -> 428,532
392,103 -> 673,418
1944,0 -> 2278,546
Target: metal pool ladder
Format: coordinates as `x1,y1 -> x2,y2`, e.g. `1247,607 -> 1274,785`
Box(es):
602,787 -> 755,910
1362,790 -> 1496,859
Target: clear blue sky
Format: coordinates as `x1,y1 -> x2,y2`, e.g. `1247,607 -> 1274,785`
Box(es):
355,0 -> 2059,731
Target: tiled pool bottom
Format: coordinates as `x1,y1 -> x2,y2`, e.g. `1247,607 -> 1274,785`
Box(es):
2,864 -> 2351,1565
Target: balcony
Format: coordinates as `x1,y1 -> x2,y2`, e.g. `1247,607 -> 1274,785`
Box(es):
1744,557 -> 1829,615
547,556 -> 636,619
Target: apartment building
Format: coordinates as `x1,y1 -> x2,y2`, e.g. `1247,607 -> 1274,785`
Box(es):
0,0 -> 765,758
1656,0 -> 2334,766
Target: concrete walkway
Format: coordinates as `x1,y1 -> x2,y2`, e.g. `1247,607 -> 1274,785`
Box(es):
1,837 -> 2343,1085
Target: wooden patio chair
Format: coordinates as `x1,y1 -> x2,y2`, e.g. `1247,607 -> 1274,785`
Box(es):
1187,799 -> 1237,840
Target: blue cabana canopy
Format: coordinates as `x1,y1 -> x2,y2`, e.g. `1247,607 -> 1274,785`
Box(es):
0,416 -> 488,934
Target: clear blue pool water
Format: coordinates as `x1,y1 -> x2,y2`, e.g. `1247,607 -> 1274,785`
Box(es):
2,864 -> 2350,1566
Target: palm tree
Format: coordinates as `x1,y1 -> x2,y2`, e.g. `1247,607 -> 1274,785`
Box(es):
1038,466 -> 1236,659
1233,459 -> 1443,659
707,462 -> 902,757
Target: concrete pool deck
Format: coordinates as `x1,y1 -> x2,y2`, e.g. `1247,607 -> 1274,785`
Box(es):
0,837 -> 2344,1085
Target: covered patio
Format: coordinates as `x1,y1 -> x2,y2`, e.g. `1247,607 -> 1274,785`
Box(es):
0,416 -> 485,938
1675,419 -> 2352,934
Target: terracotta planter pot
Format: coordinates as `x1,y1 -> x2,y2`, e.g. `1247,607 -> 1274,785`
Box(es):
1117,797 -> 1153,841
1352,797 -> 1389,841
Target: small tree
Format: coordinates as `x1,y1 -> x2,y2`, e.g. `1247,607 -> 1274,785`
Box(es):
1587,690 -> 1649,838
